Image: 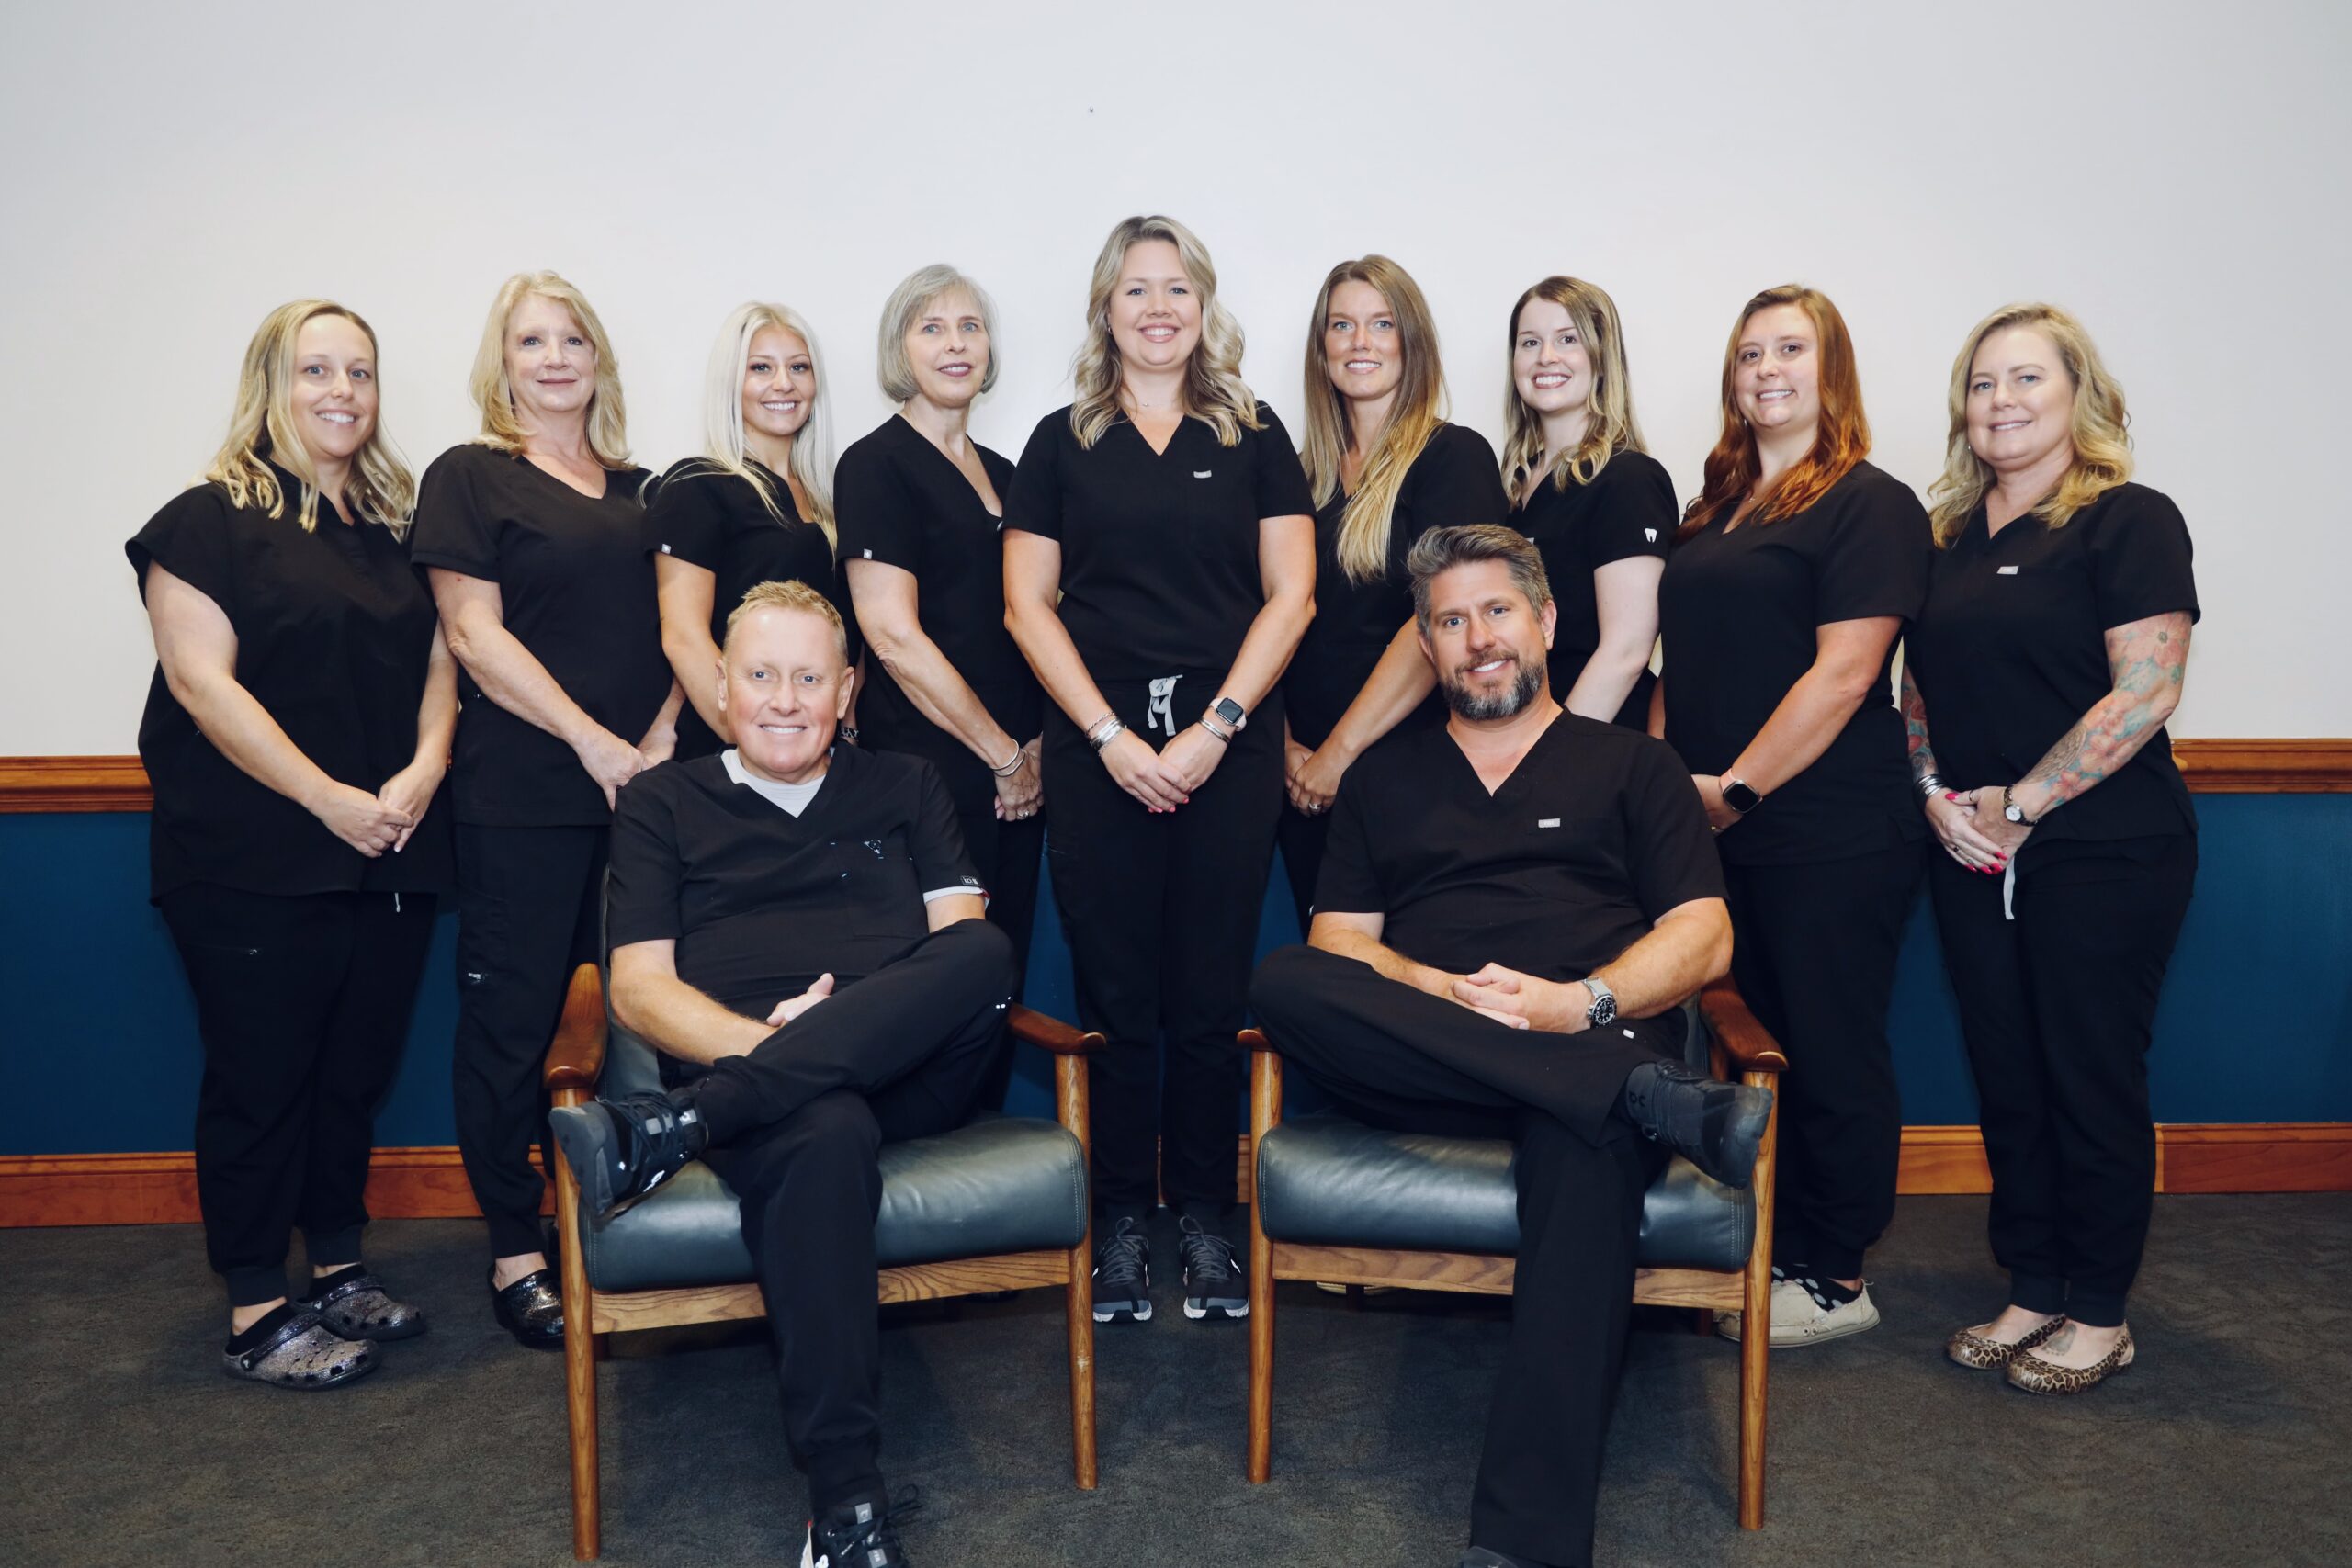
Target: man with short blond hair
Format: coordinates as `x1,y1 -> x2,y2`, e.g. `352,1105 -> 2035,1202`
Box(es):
551,582 -> 1007,1568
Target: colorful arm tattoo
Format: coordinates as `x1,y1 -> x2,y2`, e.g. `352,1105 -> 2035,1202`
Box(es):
2015,612 -> 2193,818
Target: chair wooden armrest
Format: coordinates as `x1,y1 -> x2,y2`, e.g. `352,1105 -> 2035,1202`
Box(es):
543,963 -> 608,1102
1009,1005 -> 1102,1056
1699,977 -> 1788,1077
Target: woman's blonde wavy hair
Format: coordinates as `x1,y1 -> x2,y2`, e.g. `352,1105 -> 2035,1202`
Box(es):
1498,276 -> 1647,495
679,301 -> 837,545
1927,302 -> 2132,547
203,299 -> 415,536
1069,215 -> 1261,449
1299,255 -> 1450,585
467,270 -> 631,468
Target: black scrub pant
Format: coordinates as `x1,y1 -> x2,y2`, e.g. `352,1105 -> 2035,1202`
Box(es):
1927,833 -> 2196,1327
452,822 -> 607,1260
1043,673 -> 1286,1216
1249,945 -> 1672,1568
869,716 -> 1044,1112
694,919 -> 1015,1517
160,882 -> 437,1308
1719,840 -> 1921,1281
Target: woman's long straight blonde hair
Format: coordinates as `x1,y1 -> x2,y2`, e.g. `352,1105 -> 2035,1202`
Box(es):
204,299 -> 415,535
466,269 -> 632,468
1299,256 -> 1449,585
1926,303 -> 2132,547
1497,276 -> 1646,496
684,301 -> 837,545
1069,214 -> 1260,449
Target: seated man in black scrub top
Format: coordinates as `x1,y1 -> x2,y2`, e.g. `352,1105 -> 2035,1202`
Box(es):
548,579 -> 1012,1568
1249,525 -> 1771,1568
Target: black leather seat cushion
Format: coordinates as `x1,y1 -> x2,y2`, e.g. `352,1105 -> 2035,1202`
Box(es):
1256,1116 -> 1755,1273
579,1017 -> 1085,1294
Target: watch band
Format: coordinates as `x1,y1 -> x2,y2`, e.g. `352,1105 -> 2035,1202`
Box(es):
1582,976 -> 1617,1028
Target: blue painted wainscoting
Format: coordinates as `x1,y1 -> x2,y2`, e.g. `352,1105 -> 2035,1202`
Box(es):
3,795 -> 2346,1158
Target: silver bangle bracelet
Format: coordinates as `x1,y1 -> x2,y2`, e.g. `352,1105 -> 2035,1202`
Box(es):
1196,718 -> 1231,744
1088,717 -> 1126,753
1916,772 -> 1947,801
989,748 -> 1027,778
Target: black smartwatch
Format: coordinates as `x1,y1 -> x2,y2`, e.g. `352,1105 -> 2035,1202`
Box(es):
1581,976 -> 1618,1029
1720,777 -> 1762,815
1211,696 -> 1248,732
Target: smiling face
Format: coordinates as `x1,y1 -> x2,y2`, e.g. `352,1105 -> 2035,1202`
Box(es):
286,312 -> 378,471
1733,301 -> 1820,441
742,325 -> 816,444
1107,238 -> 1202,375
504,295 -> 595,424
1512,296 -> 1594,418
1965,325 -> 2077,477
722,604 -> 853,784
905,288 -> 989,410
1323,278 -> 1405,411
1420,558 -> 1556,721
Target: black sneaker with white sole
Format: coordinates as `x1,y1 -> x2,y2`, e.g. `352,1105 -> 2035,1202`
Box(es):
1178,1215 -> 1249,1320
1091,1215 -> 1152,1324
800,1490 -> 913,1567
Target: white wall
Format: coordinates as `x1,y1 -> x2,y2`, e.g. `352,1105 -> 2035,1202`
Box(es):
4,0 -> 2344,751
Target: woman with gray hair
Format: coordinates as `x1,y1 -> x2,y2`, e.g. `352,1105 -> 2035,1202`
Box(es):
837,265 -> 1044,1104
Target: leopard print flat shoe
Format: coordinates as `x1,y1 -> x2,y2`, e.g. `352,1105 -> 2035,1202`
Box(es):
1946,1314 -> 2063,1370
2006,1325 -> 2135,1394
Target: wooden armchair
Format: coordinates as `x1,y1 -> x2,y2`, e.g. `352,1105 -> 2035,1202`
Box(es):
543,963 -> 1104,1560
1241,977 -> 1786,1528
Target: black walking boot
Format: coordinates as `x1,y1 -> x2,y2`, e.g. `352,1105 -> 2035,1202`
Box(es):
1619,1061 -> 1773,1189
548,1089 -> 708,1220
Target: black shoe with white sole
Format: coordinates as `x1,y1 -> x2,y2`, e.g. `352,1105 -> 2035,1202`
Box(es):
1178,1215 -> 1249,1319
548,1089 -> 708,1221
1091,1215 -> 1152,1324
800,1491 -> 913,1567
1618,1061 -> 1773,1190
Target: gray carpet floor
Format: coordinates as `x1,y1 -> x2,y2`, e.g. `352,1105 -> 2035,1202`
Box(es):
2,1194 -> 2347,1567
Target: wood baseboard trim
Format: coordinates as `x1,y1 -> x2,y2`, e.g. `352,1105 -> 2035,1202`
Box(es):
6,739 -> 2345,815
10,1124 -> 2343,1229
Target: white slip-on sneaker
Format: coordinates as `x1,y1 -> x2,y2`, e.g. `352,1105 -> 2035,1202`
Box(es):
1717,1275 -> 1881,1347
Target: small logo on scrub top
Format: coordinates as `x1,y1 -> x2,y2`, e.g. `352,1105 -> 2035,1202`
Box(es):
1193,470 -> 1213,479
1538,818 -> 1561,829
1644,528 -> 1657,542
1996,566 -> 2019,575
659,544 -> 672,554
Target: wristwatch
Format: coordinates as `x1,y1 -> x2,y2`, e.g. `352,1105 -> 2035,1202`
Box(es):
1211,696 -> 1248,732
1581,976 -> 1618,1029
2001,786 -> 2038,827
1720,777 -> 1762,815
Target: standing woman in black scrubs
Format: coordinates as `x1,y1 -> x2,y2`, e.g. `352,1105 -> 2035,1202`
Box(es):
652,302 -> 848,761
1656,284 -> 1930,1348
1500,276 -> 1673,728
412,271 -> 679,1347
1278,254 -> 1506,931
1004,214 -> 1316,1323
839,265 -> 1044,1107
132,299 -> 455,1386
1905,304 -> 2197,1393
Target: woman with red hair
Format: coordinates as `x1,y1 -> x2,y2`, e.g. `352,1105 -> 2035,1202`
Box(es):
1655,285 -> 1930,1348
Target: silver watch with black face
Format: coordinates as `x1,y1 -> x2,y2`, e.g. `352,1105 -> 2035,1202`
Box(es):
1582,976 -> 1617,1029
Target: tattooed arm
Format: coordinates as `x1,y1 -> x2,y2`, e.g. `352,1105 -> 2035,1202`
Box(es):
1903,663 -> 2011,870
1963,611 -> 2193,854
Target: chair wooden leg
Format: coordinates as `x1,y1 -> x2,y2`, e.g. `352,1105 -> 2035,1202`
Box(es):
552,1104 -> 601,1560
1246,1046 -> 1281,1483
1737,1070 -> 1778,1530
1056,1055 -> 1099,1490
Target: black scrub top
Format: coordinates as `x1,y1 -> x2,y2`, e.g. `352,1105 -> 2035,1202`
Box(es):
1510,448 -> 1675,728
605,746 -> 980,1012
128,469 -> 456,901
410,444 -> 667,828
1908,482 -> 2199,844
834,415 -> 1043,760
1658,460 -> 1932,866
1316,711 -> 1724,983
645,459 -> 852,761
1003,401 -> 1316,681
1284,422 -> 1508,750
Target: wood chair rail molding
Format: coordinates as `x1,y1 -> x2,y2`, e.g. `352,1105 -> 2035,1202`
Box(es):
5,739 -> 2347,813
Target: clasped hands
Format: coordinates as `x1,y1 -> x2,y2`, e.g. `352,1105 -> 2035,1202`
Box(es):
1441,963 -> 1592,1034
1103,725 -> 1227,812
1927,785 -> 2034,874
